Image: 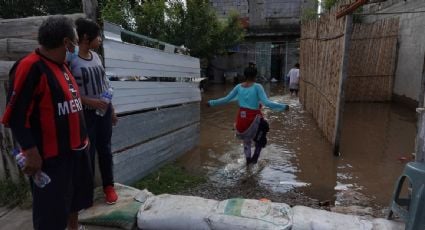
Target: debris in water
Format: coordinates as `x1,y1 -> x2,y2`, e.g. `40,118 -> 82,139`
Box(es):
318,200 -> 331,206
279,181 -> 310,187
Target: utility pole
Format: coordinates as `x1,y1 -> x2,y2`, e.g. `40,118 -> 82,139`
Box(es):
415,55 -> 425,163
333,15 -> 353,156
82,0 -> 105,65
82,0 -> 98,21
285,40 -> 288,78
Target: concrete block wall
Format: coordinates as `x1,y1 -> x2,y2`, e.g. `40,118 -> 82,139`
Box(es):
209,1 -> 302,83
210,0 -> 302,25
211,0 -> 249,18
209,42 -> 256,83
210,40 -> 300,83
265,0 -> 301,19
363,0 -> 425,103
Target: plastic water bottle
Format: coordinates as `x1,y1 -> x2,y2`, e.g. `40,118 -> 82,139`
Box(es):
12,149 -> 51,188
96,87 -> 113,117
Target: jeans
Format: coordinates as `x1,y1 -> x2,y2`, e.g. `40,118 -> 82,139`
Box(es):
243,139 -> 263,164
84,105 -> 114,188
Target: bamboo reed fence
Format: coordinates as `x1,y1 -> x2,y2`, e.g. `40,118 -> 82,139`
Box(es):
300,1 -> 351,145
346,18 -> 399,101
300,0 -> 399,148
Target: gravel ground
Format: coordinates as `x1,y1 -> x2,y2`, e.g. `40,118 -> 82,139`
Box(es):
177,181 -> 325,210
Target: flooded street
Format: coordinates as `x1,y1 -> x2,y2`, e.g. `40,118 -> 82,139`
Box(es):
176,83 -> 416,216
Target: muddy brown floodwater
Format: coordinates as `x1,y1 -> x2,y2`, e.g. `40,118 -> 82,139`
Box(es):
176,83 -> 416,217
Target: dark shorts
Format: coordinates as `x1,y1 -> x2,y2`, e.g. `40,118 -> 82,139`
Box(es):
31,148 -> 94,230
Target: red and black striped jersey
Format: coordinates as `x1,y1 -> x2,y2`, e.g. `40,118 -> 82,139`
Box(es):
1,49 -> 88,159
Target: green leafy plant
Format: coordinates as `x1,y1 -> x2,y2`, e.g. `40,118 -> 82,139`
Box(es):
101,0 -> 135,30
101,0 -> 245,59
0,0 -> 82,19
301,0 -> 319,22
0,179 -> 31,208
322,0 -> 339,11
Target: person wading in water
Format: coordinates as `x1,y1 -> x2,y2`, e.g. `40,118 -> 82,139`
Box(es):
207,66 -> 289,165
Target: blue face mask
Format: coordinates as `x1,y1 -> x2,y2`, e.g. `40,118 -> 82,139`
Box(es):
65,46 -> 79,63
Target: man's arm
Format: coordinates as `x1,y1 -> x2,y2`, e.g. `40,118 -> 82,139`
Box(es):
2,61 -> 42,175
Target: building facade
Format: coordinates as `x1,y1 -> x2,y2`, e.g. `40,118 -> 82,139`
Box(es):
209,0 -> 311,83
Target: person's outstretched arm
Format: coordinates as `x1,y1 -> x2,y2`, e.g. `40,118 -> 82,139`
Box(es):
208,85 -> 239,107
256,84 -> 288,111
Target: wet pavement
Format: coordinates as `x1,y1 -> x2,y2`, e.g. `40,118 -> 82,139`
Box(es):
176,83 -> 417,217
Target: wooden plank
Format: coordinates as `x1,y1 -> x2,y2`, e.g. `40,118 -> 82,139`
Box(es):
336,0 -> 367,19
104,22 -> 122,39
0,38 -> 38,60
0,146 -> 5,180
111,81 -> 198,89
111,103 -> 200,152
105,59 -> 200,78
113,87 -> 198,97
82,0 -> 98,21
0,14 -> 85,40
0,78 -> 7,115
0,119 -> 10,181
415,56 -> 425,163
1,71 -> 20,182
0,78 -> 7,180
110,81 -> 201,114
113,123 -> 200,185
103,39 -> 200,78
104,21 -> 179,53
104,39 -> 199,68
114,92 -> 200,105
114,97 -> 200,115
416,111 -> 425,163
105,67 -> 199,79
0,61 -> 14,79
333,15 -> 353,156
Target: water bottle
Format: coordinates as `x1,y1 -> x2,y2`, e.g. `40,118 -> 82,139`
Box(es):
12,149 -> 51,188
96,87 -> 113,117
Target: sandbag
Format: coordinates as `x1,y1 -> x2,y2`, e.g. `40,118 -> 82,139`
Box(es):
207,198 -> 293,230
137,194 -> 218,230
137,195 -> 293,230
292,206 -> 404,230
79,183 -> 152,230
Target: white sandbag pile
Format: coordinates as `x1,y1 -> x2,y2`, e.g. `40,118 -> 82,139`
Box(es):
137,194 -> 293,230
137,194 -> 405,230
208,198 -> 292,230
137,195 -> 217,230
291,206 -> 404,230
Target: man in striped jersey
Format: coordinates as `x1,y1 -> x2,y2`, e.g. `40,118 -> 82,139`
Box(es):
2,16 -> 93,230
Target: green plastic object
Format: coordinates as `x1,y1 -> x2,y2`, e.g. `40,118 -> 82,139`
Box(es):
388,162 -> 425,230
